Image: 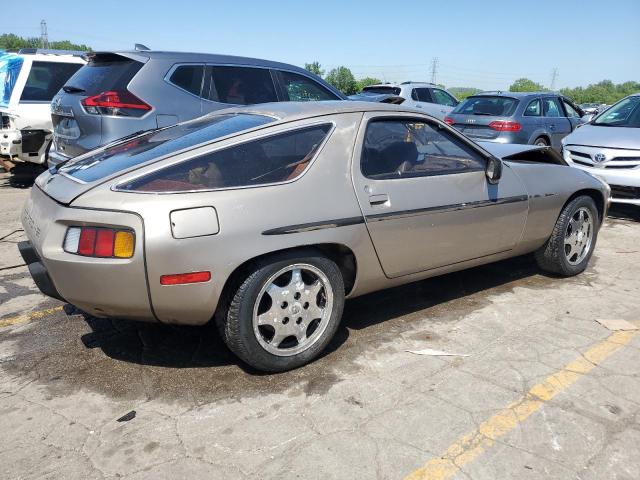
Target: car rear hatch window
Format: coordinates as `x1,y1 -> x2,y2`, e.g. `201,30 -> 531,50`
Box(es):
58,113 -> 275,183
449,96 -> 520,139
0,53 -> 24,108
362,86 -> 402,96
51,53 -> 145,158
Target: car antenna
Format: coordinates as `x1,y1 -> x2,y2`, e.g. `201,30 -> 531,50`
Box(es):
134,43 -> 150,51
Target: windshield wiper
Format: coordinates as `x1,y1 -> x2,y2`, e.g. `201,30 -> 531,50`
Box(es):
62,85 -> 85,94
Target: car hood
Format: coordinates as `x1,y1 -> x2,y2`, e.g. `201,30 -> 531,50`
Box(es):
563,124 -> 640,150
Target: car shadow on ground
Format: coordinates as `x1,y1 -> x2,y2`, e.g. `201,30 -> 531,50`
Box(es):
608,204 -> 640,222
78,254 -> 543,373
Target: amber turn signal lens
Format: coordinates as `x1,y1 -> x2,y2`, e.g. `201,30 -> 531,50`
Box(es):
113,231 -> 135,258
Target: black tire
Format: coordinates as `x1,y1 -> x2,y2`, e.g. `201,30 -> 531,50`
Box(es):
534,137 -> 549,147
535,195 -> 599,276
218,250 -> 345,372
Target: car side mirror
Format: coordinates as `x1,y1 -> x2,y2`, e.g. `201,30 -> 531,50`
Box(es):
486,157 -> 502,184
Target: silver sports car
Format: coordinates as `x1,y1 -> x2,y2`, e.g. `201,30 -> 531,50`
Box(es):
20,101 -> 610,372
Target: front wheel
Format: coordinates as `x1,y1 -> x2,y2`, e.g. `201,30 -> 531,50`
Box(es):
219,251 -> 345,372
535,195 -> 599,276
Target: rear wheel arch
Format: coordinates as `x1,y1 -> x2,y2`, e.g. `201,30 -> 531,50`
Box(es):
213,243 -> 357,323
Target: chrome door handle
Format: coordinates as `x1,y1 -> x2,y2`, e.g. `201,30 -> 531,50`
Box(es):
549,124 -> 556,130
369,194 -> 389,206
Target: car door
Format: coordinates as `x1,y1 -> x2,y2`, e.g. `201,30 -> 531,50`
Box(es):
410,87 -> 444,118
201,65 -> 279,111
430,88 -> 459,118
542,96 -> 572,148
561,98 -> 585,132
352,113 -> 529,278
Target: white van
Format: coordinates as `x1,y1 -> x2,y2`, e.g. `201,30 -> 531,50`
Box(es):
0,49 -> 85,168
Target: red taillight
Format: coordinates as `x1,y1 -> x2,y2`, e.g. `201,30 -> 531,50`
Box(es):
444,116 -> 455,125
81,90 -> 151,116
95,229 -> 115,257
489,121 -> 521,132
78,228 -> 97,256
64,227 -> 135,258
160,271 -> 212,286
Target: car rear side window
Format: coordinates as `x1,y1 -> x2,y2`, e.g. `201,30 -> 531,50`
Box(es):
63,54 -> 143,95
412,88 -> 433,103
20,61 -> 83,101
453,96 -> 519,116
169,64 -> 204,96
119,124 -> 332,192
60,114 -> 275,183
524,99 -> 541,116
277,71 -> 338,101
361,119 -> 485,180
206,66 -> 278,105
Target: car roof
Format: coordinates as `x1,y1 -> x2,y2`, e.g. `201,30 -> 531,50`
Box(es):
209,101 -> 426,122
472,91 -> 557,99
366,82 -> 437,89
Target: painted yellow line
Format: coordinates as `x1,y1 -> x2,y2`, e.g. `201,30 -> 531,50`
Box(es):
0,305 -> 64,328
405,330 -> 639,480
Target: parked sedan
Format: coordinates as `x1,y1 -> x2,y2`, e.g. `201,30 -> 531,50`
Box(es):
445,92 -> 588,150
20,101 -> 608,372
563,93 -> 640,206
48,50 -> 345,167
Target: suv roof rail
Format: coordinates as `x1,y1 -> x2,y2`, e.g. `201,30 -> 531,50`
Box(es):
17,48 -> 88,57
400,81 -> 436,85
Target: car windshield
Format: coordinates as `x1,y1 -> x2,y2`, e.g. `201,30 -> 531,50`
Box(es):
452,96 -> 519,116
592,96 -> 640,128
362,86 -> 401,96
58,113 -> 275,182
0,53 -> 24,108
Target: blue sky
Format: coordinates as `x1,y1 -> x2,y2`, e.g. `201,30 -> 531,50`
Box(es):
3,0 -> 639,90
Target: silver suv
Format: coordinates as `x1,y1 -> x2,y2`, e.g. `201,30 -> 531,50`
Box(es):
49,50 -> 345,167
356,82 -> 459,119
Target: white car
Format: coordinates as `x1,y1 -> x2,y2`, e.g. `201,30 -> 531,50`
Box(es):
0,49 -> 85,167
354,82 -> 459,120
562,94 -> 640,206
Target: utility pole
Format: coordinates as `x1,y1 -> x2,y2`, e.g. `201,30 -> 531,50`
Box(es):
550,67 -> 559,91
430,57 -> 439,84
40,20 -> 49,49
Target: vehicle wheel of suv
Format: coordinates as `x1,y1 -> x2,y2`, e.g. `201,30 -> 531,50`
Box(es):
534,137 -> 549,147
219,250 -> 345,372
535,195 -> 599,276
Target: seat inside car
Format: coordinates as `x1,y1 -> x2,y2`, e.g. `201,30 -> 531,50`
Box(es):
363,141 -> 418,177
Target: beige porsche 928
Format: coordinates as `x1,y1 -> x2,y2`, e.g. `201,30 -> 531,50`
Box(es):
20,102 -> 610,371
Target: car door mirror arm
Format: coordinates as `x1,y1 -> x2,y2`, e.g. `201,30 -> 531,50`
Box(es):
486,156 -> 503,184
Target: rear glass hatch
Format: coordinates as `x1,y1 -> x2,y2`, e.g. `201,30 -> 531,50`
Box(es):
52,53 -> 145,158
449,96 -> 520,139
38,113 -> 276,205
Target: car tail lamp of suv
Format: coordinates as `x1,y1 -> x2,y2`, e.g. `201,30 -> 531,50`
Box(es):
489,121 -> 521,132
63,227 -> 135,258
81,90 -> 151,117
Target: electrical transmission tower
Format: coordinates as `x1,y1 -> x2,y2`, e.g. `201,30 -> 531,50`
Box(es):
40,20 -> 50,49
550,68 -> 559,91
430,57 -> 439,84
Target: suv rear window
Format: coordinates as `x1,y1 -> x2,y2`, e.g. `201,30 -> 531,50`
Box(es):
63,54 -> 142,96
206,66 -> 278,105
168,64 -> 204,96
453,96 -> 519,117
59,113 -> 275,183
362,86 -> 401,96
120,124 -> 332,192
20,61 -> 83,101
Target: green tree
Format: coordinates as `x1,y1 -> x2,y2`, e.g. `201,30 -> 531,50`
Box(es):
509,78 -> 545,92
355,77 -> 381,92
449,87 -> 482,100
0,33 -> 90,51
560,80 -> 640,105
304,61 -> 324,77
325,66 -> 358,95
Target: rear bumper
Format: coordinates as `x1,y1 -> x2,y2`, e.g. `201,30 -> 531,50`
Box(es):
18,241 -> 65,301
